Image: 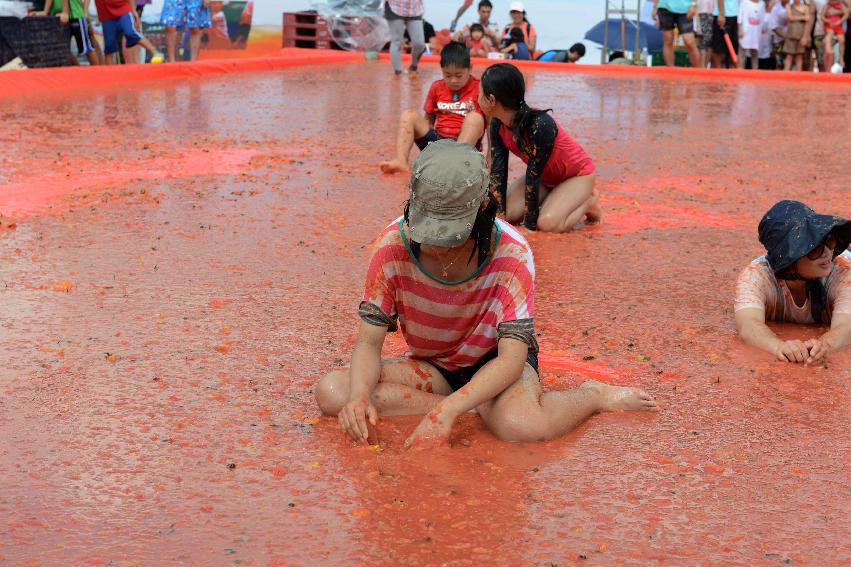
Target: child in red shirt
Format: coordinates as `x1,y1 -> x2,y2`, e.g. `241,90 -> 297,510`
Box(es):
94,0 -> 163,64
466,23 -> 492,57
379,41 -> 485,174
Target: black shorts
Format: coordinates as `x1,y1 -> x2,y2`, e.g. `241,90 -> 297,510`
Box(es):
711,16 -> 738,55
414,128 -> 441,150
67,18 -> 94,55
415,128 -> 483,151
433,349 -> 539,392
657,8 -> 695,34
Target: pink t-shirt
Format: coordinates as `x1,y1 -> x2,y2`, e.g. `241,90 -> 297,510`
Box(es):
497,119 -> 596,188
734,250 -> 851,323
361,217 -> 535,371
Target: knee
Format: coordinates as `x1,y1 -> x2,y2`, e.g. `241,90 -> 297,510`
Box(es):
401,108 -> 419,123
535,213 -> 562,233
314,369 -> 349,416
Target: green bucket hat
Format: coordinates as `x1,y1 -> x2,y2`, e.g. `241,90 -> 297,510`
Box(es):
406,139 -> 489,248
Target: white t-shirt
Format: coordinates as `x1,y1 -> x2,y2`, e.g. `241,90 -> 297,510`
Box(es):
770,1 -> 789,43
738,0 -> 767,49
759,13 -> 774,56
734,251 -> 851,323
812,0 -> 827,35
698,0 -> 715,13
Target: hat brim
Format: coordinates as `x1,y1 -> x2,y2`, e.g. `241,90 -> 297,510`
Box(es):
407,204 -> 479,248
772,215 -> 851,272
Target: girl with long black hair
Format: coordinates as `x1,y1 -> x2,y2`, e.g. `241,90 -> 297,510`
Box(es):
735,200 -> 851,364
479,63 -> 601,232
314,140 -> 656,448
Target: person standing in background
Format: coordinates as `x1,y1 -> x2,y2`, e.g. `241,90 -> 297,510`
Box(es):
160,0 -> 211,62
385,0 -> 426,75
696,0 -> 716,66
653,0 -> 701,67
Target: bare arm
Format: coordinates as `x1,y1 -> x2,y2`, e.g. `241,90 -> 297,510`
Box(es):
338,320 -> 386,443
735,307 -> 810,363
807,313 -> 851,363
425,112 -> 436,128
404,337 -> 528,448
528,27 -> 537,53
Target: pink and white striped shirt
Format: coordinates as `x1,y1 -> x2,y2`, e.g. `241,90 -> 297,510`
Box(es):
361,217 -> 535,371
386,0 -> 424,18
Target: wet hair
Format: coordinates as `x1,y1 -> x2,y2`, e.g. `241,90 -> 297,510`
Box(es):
570,42 -> 586,57
403,195 -> 499,269
480,63 -> 552,155
508,27 -> 525,43
775,257 -> 830,323
608,50 -> 625,62
478,0 -> 493,9
470,23 -> 485,34
440,41 -> 472,69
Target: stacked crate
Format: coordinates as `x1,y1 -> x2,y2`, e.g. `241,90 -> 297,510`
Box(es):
283,12 -> 333,49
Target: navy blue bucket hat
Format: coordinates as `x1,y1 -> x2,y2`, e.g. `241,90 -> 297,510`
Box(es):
757,200 -> 851,273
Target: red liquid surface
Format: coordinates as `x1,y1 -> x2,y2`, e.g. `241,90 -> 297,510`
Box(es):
1,62 -> 849,565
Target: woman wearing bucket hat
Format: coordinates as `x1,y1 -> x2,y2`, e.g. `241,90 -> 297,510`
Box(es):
479,63 -> 601,232
735,200 -> 851,364
315,140 -> 657,448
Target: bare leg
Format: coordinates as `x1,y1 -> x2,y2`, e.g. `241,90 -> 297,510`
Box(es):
662,30 -> 675,66
86,50 -> 99,65
536,173 -> 600,233
125,43 -> 140,64
137,37 -> 159,57
315,357 -> 452,417
189,28 -> 202,61
105,51 -> 116,65
456,111 -> 485,146
379,110 -> 431,174
504,176 -> 527,224
838,37 -> 846,67
711,51 -> 724,68
477,366 -> 658,442
166,26 -> 178,62
683,33 -> 700,68
783,53 -> 793,70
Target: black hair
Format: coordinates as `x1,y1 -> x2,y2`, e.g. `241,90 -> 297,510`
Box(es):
480,63 -> 552,156
478,0 -> 493,9
470,23 -> 485,34
608,50 -> 625,62
508,27 -> 525,43
440,41 -> 472,68
403,196 -> 499,270
775,265 -> 829,323
570,42 -> 586,57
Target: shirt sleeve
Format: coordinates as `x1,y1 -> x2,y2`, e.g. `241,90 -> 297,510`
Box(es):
827,254 -> 851,316
424,82 -> 438,115
522,112 -> 557,230
360,242 -> 399,330
488,119 -> 510,213
494,246 -> 537,351
734,262 -> 774,313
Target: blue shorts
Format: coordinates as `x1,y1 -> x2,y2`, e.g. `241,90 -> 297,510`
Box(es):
160,0 -> 212,29
102,12 -> 142,54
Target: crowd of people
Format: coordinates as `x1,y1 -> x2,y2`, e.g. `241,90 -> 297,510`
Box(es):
384,0 -> 587,75
652,0 -> 849,70
20,0 -> 224,65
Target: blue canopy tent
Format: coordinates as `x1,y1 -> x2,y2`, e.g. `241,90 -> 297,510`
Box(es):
584,18 -> 663,57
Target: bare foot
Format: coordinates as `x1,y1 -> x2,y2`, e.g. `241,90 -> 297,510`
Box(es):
585,189 -> 603,224
379,159 -> 409,174
579,380 -> 657,412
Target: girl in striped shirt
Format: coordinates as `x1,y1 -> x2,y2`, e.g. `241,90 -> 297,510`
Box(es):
315,140 -> 657,448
